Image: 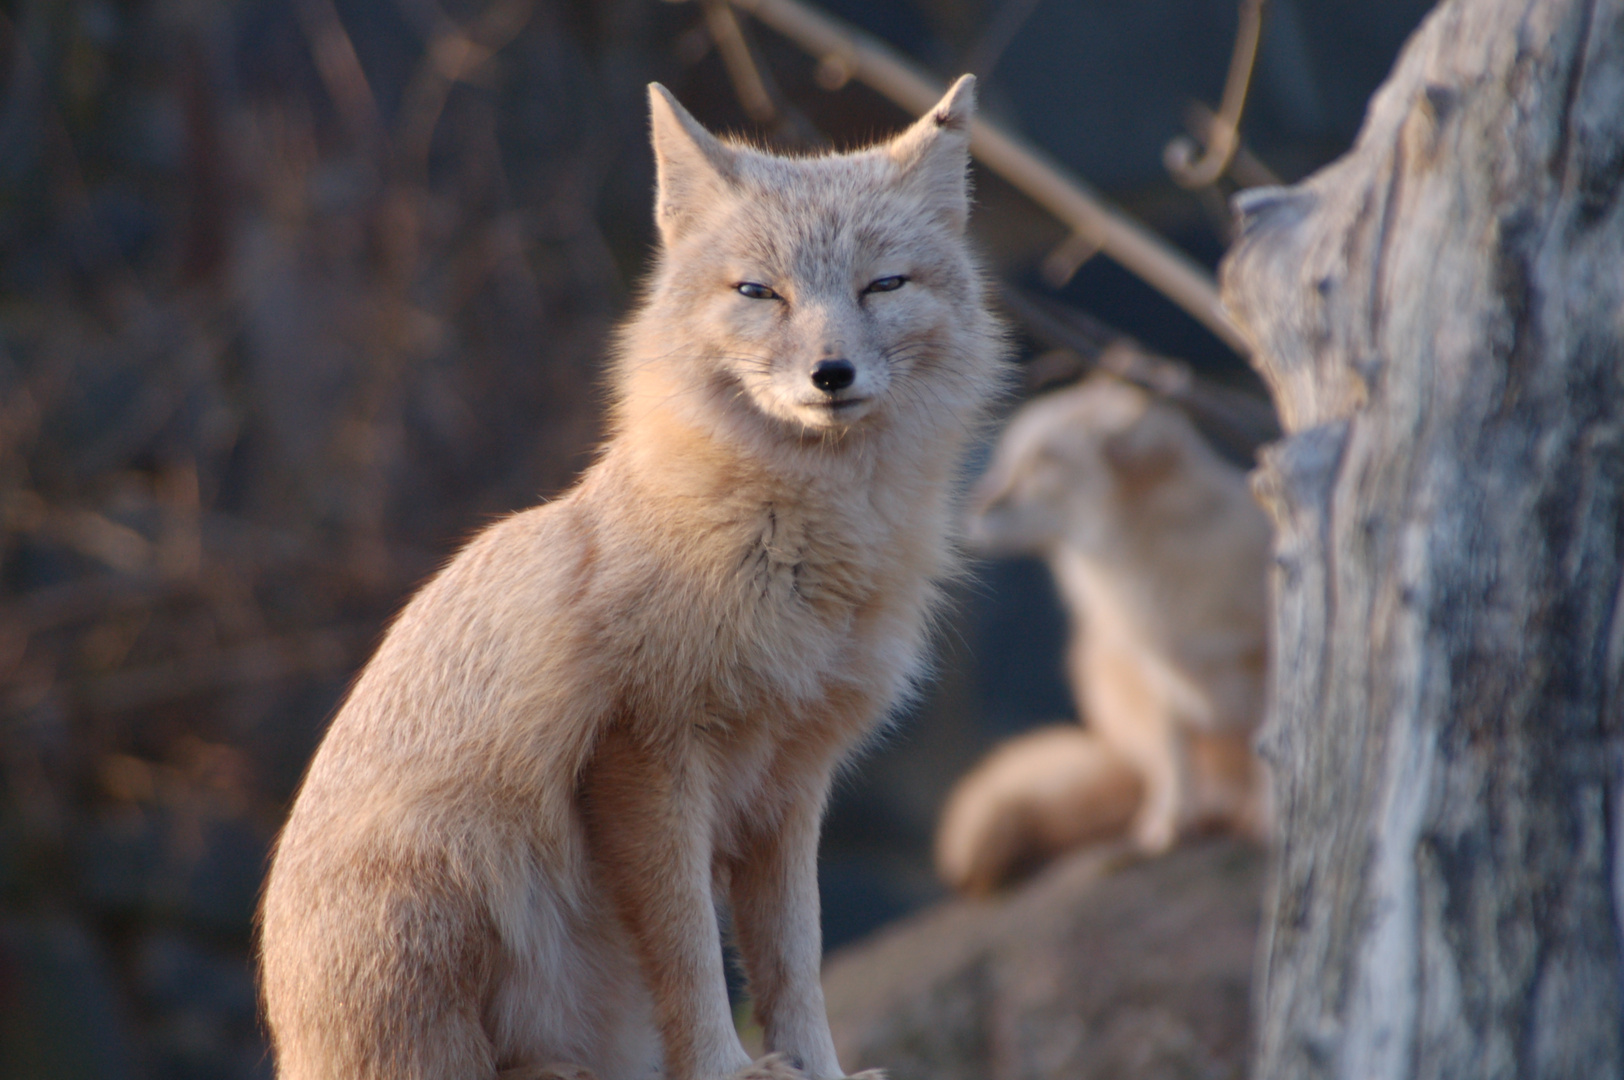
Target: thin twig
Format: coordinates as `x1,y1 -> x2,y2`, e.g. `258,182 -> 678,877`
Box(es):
397,0 -> 538,176
702,0 -> 777,124
1038,230 -> 1103,289
727,0 -> 1252,357
1000,284 -> 1279,459
1163,0 -> 1268,189
1185,101 -> 1281,189
292,0 -> 382,144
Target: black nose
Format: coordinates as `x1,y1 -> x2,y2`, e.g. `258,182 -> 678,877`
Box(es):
811,359 -> 856,393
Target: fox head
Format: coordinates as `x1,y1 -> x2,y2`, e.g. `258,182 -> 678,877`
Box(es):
613,76 -> 1001,445
967,375 -> 1211,556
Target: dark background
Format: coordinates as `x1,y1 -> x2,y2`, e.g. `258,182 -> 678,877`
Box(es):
0,1 -> 1430,1075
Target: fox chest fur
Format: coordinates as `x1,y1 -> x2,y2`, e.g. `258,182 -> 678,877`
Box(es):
565,461 -> 945,844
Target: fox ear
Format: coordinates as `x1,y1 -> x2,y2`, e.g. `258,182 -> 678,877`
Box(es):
887,74 -> 976,231
1102,409 -> 1183,490
648,83 -> 735,244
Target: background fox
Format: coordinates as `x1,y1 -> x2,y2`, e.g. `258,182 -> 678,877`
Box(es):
256,77 -> 1003,1080
937,373 -> 1270,894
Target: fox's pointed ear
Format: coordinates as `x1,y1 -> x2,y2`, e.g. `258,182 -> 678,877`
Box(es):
1102,409 -> 1183,491
649,83 -> 735,244
887,74 -> 976,231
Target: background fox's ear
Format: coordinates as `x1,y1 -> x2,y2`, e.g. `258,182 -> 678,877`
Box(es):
1102,408 -> 1184,491
648,83 -> 735,244
887,75 -> 976,231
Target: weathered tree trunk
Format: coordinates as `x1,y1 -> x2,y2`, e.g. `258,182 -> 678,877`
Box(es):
1220,1 -> 1624,1078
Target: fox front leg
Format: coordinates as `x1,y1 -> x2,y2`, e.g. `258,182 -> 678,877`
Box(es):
725,772 -> 847,1079
581,725 -> 755,1080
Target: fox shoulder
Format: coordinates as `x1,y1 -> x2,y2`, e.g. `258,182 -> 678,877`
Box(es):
302,491 -> 619,800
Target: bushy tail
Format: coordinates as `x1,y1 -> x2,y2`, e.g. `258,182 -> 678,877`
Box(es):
935,725 -> 1144,895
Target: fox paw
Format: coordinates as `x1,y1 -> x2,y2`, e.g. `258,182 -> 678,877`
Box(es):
727,1054 -> 810,1080
723,1054 -> 886,1080
498,1063 -> 597,1080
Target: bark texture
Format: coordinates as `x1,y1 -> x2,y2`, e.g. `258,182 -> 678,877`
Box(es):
1220,1 -> 1624,1078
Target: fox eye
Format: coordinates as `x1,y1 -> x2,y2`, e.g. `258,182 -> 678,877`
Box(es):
736,282 -> 779,301
863,275 -> 908,294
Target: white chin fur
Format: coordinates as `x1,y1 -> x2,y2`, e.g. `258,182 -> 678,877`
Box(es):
743,384 -> 880,432
795,397 -> 877,429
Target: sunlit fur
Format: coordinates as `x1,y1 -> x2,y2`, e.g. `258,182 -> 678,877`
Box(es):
935,723 -> 1143,895
937,374 -> 1269,892
258,77 -> 1005,1080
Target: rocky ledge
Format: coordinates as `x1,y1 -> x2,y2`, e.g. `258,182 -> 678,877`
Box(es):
823,838 -> 1265,1080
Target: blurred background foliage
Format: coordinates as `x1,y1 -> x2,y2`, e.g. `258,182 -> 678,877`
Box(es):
0,1 -> 1428,1076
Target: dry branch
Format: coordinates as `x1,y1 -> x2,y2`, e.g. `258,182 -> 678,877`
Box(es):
1163,0 -> 1268,189
1000,284 -> 1278,460
702,0 -> 778,124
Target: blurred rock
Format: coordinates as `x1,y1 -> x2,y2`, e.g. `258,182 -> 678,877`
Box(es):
824,838 -> 1262,1080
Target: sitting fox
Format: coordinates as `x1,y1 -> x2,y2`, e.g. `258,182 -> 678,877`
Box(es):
258,78 -> 1004,1079
937,373 -> 1270,894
